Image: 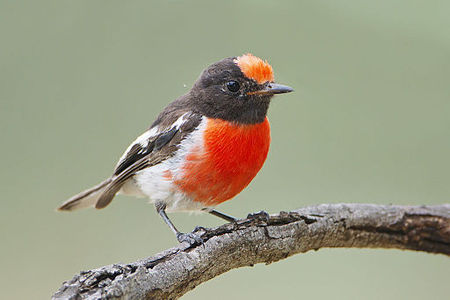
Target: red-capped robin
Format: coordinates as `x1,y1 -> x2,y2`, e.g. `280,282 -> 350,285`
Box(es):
57,54 -> 293,245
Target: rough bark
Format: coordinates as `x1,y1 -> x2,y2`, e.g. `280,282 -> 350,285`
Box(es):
53,203 -> 450,300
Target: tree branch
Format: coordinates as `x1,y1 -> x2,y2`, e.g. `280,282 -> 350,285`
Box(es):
53,203 -> 450,300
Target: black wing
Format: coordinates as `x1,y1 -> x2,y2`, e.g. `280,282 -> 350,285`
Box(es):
95,112 -> 202,209
113,126 -> 178,175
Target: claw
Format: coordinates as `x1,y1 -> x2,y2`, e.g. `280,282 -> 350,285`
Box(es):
247,210 -> 270,222
176,232 -> 204,246
193,226 -> 207,233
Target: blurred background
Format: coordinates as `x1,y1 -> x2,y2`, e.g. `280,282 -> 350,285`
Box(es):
1,0 -> 449,299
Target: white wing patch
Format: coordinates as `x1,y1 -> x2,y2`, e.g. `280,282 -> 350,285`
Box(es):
133,116 -> 207,212
172,112 -> 190,129
116,126 -> 160,169
115,112 -> 190,175
115,112 -> 207,212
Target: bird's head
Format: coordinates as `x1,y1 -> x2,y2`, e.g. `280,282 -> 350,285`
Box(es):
190,53 -> 293,124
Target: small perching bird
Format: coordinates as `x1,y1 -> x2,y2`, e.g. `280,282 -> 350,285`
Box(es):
58,54 -> 293,245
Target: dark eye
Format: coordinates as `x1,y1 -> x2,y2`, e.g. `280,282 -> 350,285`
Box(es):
226,80 -> 240,93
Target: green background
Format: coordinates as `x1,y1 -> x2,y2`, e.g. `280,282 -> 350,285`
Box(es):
1,1 -> 449,299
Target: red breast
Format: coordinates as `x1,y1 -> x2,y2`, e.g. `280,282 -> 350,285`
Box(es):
173,117 -> 271,206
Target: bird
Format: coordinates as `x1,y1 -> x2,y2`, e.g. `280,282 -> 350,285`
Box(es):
57,53 -> 293,245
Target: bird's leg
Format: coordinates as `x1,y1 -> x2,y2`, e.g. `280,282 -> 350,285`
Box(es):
202,208 -> 238,223
155,202 -> 203,246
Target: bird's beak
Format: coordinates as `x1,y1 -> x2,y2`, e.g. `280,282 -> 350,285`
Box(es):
248,83 -> 294,96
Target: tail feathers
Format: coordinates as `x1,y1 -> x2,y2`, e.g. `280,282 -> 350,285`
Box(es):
57,178 -> 112,211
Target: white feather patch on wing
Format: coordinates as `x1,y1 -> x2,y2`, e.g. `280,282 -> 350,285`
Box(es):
134,116 -> 207,212
116,112 -> 190,169
116,126 -> 160,168
172,112 -> 190,129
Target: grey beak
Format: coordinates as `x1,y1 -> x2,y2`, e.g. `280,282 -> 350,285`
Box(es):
249,83 -> 294,95
264,83 -> 294,94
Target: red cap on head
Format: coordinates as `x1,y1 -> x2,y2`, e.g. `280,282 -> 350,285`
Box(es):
234,53 -> 274,84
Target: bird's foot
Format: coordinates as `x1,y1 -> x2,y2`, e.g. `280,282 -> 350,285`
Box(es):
247,210 -> 270,223
193,226 -> 208,233
176,232 -> 204,246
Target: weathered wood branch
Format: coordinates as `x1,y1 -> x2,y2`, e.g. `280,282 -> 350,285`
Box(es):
53,203 -> 450,300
